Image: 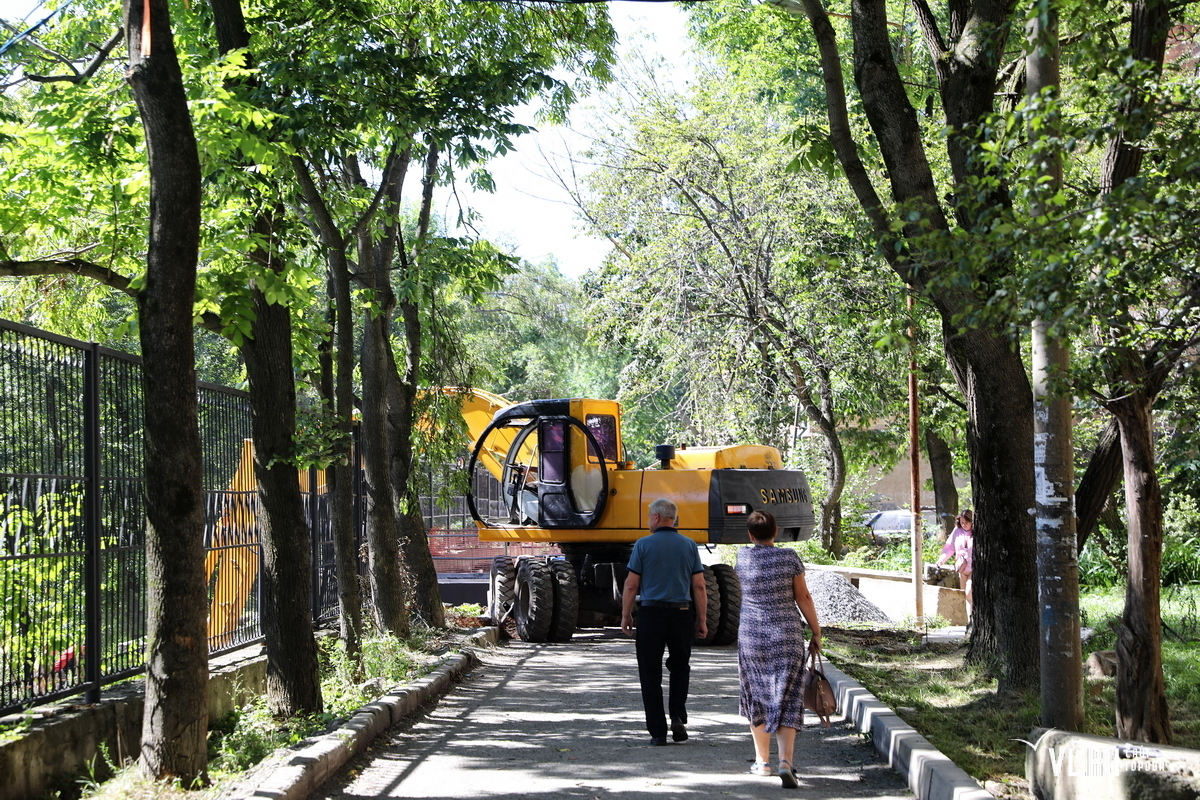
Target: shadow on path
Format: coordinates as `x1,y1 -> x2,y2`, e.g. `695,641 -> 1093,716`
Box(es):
308,629 -> 911,800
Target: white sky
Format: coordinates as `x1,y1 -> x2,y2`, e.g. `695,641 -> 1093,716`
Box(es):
451,5 -> 695,278
0,1 -> 695,278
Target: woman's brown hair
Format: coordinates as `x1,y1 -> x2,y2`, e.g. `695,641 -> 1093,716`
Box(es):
747,509 -> 777,542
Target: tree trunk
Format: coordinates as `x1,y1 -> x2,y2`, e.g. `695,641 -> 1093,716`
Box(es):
781,0 -> 1039,685
379,142 -> 444,626
1100,0 -> 1172,743
1110,391 -> 1173,743
780,356 -> 845,556
948,329 -> 1040,692
324,254 -> 363,657
358,234 -> 410,637
1076,421 -> 1123,548
388,297 -> 444,626
815,428 -> 845,556
206,0 -> 324,712
925,426 -> 958,539
241,289 -> 323,715
124,0 -> 208,782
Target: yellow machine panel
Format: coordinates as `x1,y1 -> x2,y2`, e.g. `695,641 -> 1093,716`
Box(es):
640,469 -> 712,534
668,444 -> 782,471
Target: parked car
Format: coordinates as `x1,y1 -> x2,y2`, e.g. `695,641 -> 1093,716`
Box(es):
862,508 -> 942,545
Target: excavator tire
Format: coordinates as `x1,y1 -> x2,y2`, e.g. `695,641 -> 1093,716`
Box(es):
547,559 -> 580,642
710,563 -> 742,646
514,557 -> 555,642
489,556 -> 516,623
694,566 -> 722,646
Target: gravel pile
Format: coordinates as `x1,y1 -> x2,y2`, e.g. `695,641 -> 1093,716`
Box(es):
804,568 -> 894,625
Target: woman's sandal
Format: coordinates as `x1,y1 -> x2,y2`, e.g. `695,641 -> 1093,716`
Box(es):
778,759 -> 799,789
750,760 -> 772,776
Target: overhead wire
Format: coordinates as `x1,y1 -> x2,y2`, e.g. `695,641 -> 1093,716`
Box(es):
0,0 -> 73,60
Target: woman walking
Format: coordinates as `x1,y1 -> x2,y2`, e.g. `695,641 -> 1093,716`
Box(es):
735,510 -> 822,789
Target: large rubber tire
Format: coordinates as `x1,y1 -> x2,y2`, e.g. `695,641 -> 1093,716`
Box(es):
694,566 -> 722,646
488,556 -> 516,623
514,557 -> 555,642
547,559 -> 580,642
710,563 -> 742,646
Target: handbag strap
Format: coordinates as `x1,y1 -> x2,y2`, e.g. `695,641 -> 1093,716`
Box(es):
807,648 -> 824,673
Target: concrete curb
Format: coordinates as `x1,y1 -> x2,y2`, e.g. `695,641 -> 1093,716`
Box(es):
218,627 -> 499,800
823,660 -> 994,800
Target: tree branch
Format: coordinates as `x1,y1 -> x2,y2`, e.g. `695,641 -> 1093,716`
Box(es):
25,28 -> 123,84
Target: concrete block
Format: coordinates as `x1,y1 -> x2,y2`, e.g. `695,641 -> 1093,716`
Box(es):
290,735 -> 350,787
343,708 -> 388,756
1026,727 -> 1200,800
208,655 -> 268,723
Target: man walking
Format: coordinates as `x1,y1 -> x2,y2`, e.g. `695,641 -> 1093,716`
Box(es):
621,498 -> 708,746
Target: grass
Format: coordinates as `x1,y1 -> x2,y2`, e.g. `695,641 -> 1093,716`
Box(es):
822,584 -> 1200,797
52,610 -> 481,800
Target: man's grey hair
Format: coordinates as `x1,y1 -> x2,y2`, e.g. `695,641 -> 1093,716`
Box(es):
649,498 -> 678,524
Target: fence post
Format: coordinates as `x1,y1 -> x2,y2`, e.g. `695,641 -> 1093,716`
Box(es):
310,464 -> 320,624
82,342 -> 102,704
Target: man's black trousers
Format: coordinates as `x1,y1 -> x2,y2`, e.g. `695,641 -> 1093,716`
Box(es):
634,606 -> 694,739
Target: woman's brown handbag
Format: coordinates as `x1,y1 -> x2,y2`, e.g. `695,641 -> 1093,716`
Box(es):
801,650 -> 837,728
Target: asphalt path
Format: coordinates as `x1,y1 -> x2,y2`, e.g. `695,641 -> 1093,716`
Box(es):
308,629 -> 912,800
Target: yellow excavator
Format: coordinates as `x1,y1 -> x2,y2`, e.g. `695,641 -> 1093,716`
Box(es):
455,389 -> 817,644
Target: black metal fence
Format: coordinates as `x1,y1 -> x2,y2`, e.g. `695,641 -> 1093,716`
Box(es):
0,317 -> 555,717
0,320 -> 345,716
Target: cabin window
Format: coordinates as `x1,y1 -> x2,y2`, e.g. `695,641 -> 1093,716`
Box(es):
585,414 -> 619,463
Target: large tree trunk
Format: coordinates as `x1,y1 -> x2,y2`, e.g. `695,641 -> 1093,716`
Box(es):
1110,390 -> 1172,743
1099,0 -> 1173,743
781,0 -> 1038,685
380,142 -> 444,626
124,0 -> 208,782
207,0 -> 323,713
948,330 -> 1040,691
925,426 -> 958,539
241,289 -> 323,715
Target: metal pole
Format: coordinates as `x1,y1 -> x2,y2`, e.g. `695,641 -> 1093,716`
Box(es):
310,464 -> 320,624
909,295 -> 924,624
82,343 -> 102,704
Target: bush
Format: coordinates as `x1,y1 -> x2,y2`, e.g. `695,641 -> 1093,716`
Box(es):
1163,496 -> 1200,586
1078,537 -> 1123,589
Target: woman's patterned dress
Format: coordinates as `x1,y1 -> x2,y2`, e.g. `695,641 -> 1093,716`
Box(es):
735,544 -> 807,732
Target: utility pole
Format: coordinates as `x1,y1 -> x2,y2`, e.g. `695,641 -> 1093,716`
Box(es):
1028,0 -> 1084,730
909,295 -> 924,624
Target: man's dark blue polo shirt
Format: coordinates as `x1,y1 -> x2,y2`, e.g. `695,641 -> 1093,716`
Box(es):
627,527 -> 704,605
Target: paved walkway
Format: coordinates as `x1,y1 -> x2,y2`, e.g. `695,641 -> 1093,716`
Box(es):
308,630 -> 912,800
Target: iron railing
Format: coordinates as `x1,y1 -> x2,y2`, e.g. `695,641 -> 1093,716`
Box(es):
0,317 -> 543,717
0,320 -> 352,715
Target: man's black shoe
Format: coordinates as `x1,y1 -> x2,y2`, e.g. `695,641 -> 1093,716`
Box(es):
650,736 -> 668,746
671,720 -> 688,742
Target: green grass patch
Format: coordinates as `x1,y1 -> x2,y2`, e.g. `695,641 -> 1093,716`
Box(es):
824,585 -> 1200,794
821,627 -> 1037,787
1079,584 -> 1200,748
